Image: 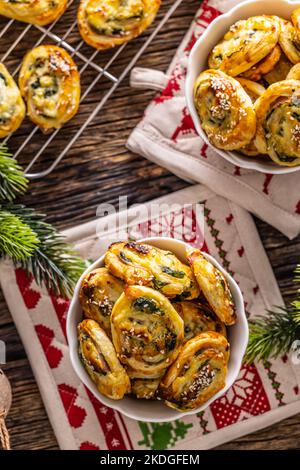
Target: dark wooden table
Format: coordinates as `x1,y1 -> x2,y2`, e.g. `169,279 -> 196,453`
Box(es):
1,0 -> 300,450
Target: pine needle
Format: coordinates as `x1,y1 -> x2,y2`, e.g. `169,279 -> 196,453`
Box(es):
244,265 -> 300,363
0,209 -> 39,260
0,146 -> 28,202
5,204 -> 86,298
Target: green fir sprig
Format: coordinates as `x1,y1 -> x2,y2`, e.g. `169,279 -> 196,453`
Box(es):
0,146 -> 86,298
245,265 -> 300,363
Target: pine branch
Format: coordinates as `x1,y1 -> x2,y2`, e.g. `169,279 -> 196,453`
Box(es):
5,204 -> 87,298
0,209 -> 39,260
0,146 -> 28,202
244,265 -> 300,363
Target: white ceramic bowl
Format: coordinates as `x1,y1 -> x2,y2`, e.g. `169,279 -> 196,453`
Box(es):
67,237 -> 248,422
185,0 -> 300,175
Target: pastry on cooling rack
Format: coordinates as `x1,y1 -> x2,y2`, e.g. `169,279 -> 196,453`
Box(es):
78,319 -> 131,399
194,69 -> 256,151
77,0 -> 161,50
173,300 -> 226,344
240,45 -> 281,82
79,267 -> 123,337
279,20 -> 300,64
105,241 -> 200,300
208,15 -> 281,77
158,332 -> 229,411
131,377 -> 161,399
187,249 -> 236,326
0,0 -> 68,26
254,80 -> 300,167
111,285 -> 184,378
0,63 -> 25,137
19,45 -> 80,133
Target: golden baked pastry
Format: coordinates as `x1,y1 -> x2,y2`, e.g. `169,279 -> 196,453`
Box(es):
105,241 -> 199,300
158,332 -> 229,411
236,77 -> 266,103
287,63 -> 300,80
19,45 -> 80,133
77,0 -> 161,50
241,45 -> 281,82
111,285 -> 184,378
187,249 -> 236,326
78,319 -> 131,400
0,0 -> 67,26
291,8 -> 300,40
208,15 -> 281,76
79,267 -> 123,337
0,63 -> 25,138
174,300 -> 226,343
131,377 -> 161,400
279,20 -> 300,64
194,69 -> 256,151
254,80 -> 300,167
261,52 -> 292,86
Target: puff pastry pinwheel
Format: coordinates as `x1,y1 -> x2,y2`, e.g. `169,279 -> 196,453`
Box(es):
287,63 -> 300,80
19,45 -> 80,133
78,319 -> 131,400
187,249 -> 236,326
105,241 -> 199,300
262,53 -> 292,86
0,63 -> 25,138
77,0 -> 161,50
279,20 -> 300,64
236,78 -> 266,103
208,16 -> 281,77
0,0 -> 67,26
111,285 -> 184,378
79,267 -> 123,337
254,80 -> 300,167
158,332 -> 229,411
174,301 -> 226,344
292,8 -> 300,40
131,377 -> 161,400
194,70 -> 256,151
241,45 -> 281,82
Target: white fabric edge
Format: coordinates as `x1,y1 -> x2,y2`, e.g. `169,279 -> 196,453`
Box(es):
127,127 -> 300,240
0,261 -> 78,450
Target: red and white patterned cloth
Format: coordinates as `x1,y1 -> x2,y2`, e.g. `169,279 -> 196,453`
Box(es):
1,185 -> 300,449
127,0 -> 300,240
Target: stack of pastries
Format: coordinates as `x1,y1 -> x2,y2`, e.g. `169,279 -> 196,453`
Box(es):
78,241 -> 236,412
194,10 -> 300,167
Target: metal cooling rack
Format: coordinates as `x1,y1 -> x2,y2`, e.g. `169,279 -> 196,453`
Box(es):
0,0 -> 184,179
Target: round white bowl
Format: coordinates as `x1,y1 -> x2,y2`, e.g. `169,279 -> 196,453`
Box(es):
67,237 -> 248,422
185,0 -> 300,175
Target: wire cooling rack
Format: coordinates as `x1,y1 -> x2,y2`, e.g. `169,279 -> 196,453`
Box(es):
0,0 -> 184,179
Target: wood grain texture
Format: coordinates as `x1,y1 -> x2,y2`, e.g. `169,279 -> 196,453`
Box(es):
0,0 -> 299,450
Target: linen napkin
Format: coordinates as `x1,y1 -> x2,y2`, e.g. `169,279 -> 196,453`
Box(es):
1,185 -> 300,450
127,0 -> 300,240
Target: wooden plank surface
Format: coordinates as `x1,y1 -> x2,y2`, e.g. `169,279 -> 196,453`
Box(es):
0,0 -> 300,450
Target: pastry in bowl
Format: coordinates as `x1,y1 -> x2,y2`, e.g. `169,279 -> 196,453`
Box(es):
19,45 -> 80,133
77,0 -> 161,50
0,63 -> 25,138
0,0 -> 68,26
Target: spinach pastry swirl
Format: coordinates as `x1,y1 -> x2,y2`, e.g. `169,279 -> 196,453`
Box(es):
279,19 -> 300,64
105,241 -> 199,300
208,15 -> 281,77
254,80 -> 300,167
194,70 -> 256,151
111,285 -> 184,378
158,332 -> 229,411
79,267 -> 123,337
0,0 -> 68,26
78,319 -> 131,400
0,63 -> 25,137
19,45 -> 80,133
77,0 -> 161,50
